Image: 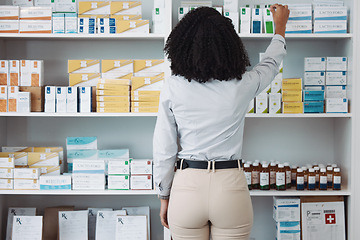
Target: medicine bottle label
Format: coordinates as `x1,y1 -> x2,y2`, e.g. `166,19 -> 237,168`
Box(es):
260,173 -> 269,188
296,176 -> 304,190
276,172 -> 285,186
286,170 -> 291,184
308,176 -> 316,190
327,174 -> 333,188
333,176 -> 341,190
320,176 -> 327,189
270,171 -> 276,185
245,172 -> 252,186
252,171 -> 259,185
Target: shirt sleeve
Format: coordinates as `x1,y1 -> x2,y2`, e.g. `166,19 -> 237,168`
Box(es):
245,34 -> 287,99
153,79 -> 178,198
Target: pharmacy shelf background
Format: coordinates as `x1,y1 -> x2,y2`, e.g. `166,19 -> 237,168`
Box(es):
0,1 -> 359,240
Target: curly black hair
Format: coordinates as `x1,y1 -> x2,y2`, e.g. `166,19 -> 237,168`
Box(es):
164,7 -> 251,83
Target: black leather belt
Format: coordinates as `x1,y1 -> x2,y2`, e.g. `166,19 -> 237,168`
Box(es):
176,159 -> 242,170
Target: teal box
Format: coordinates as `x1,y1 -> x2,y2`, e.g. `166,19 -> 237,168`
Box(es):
98,149 -> 130,160
303,90 -> 325,101
304,101 -> 324,113
66,137 -> 97,150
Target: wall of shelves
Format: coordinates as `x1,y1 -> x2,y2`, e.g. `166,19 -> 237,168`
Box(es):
0,0 -> 359,239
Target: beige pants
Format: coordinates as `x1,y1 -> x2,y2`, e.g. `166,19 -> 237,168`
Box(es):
168,165 -> 253,240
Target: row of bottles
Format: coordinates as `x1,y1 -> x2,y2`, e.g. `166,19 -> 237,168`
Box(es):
243,161 -> 341,191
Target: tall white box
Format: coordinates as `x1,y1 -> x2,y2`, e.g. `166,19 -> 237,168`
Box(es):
273,197 -> 301,222
56,87 -> 67,113
0,60 -> 9,85
20,60 -> 31,86
17,92 -> 31,112
79,86 -> 92,113
65,13 -> 77,33
256,93 -> 268,114
304,57 -> 326,71
52,13 -> 65,34
251,8 -> 263,33
326,57 -> 347,71
240,7 -> 251,34
66,86 -> 78,113
45,86 -> 56,113
269,93 -> 281,114
224,11 -> 239,32
9,60 -> 20,86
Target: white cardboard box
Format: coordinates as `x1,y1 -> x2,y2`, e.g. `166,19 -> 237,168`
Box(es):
45,86 -> 56,113
17,92 -> 31,112
108,160 -> 130,175
326,71 -> 347,85
130,159 -> 153,175
304,72 -> 325,86
304,57 -> 326,71
66,86 -> 78,113
56,87 -> 67,113
326,98 -> 348,113
273,197 -> 301,222
256,93 -> 268,114
325,86 -> 347,98
14,179 -> 40,190
130,175 -> 152,190
108,175 -> 130,190
326,57 -> 347,71
14,168 -> 40,179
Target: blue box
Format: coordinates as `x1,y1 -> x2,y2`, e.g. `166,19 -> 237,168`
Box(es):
303,90 -> 325,101
304,101 -> 324,113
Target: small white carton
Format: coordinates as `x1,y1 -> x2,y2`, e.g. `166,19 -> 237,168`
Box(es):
45,86 -> 56,113
55,87 -> 67,113
108,160 -> 130,175
14,168 -> 40,179
256,93 -> 268,114
79,86 -> 92,113
269,93 -> 282,114
304,71 -> 325,86
17,92 -> 31,113
14,179 -> 40,190
39,175 -> 72,190
326,86 -> 347,98
326,57 -> 347,71
130,159 -> 153,175
326,71 -> 347,85
304,57 -> 326,71
66,86 -> 78,113
240,7 -> 251,34
224,11 -> 239,32
326,98 -> 348,113
108,175 -> 130,190
273,197 -> 301,222
130,175 -> 152,190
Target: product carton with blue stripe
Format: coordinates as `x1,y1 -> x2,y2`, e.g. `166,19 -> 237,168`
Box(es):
39,175 -> 71,190
314,7 -> 347,21
273,197 -> 300,222
304,57 -> 326,72
326,71 -> 347,85
66,149 -> 98,172
276,221 -> 301,240
72,159 -> 105,174
251,8 -> 262,33
304,101 -> 325,113
303,90 -> 325,101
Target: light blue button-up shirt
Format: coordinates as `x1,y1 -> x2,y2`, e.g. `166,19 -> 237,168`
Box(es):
153,35 -> 287,197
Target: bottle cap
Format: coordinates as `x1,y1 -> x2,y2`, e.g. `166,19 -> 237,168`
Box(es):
244,163 -> 250,168
320,168 -> 326,173
332,164 -> 338,168
262,163 -> 269,168
334,168 -> 340,172
297,168 -> 303,173
327,166 -> 333,171
309,168 -> 315,173
278,164 -> 284,168
253,162 -> 259,167
270,162 -> 277,166
314,166 -> 320,171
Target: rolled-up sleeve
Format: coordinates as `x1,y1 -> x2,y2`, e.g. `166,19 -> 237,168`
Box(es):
246,34 -> 287,98
153,79 -> 178,198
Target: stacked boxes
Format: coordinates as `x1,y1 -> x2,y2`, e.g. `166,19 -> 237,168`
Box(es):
0,6 -> 20,33
19,7 -> 52,33
66,137 -> 98,172
0,157 -> 15,190
131,59 -> 164,113
72,159 -> 106,190
273,197 -> 301,240
282,78 -> 303,114
286,4 -> 312,34
304,57 -> 348,113
28,152 -> 60,176
97,79 -> 130,113
68,59 -> 101,87
105,150 -> 130,190
32,147 -> 63,175
39,175 -> 72,190
130,159 -> 153,190
313,6 -> 347,34
14,168 -> 40,190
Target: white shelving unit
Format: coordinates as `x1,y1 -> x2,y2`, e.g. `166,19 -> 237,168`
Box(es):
0,0 -> 359,239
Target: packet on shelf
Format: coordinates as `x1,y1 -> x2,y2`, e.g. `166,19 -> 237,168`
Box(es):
66,137 -> 98,150
55,0 -> 77,13
101,60 -> 133,73
97,96 -> 130,102
79,86 -> 92,112
29,165 -> 60,176
97,107 -> 130,113
108,175 -> 129,190
282,90 -> 303,102
325,86 -> 347,98
97,89 -> 130,96
131,73 -> 165,91
282,78 -> 302,90
303,90 -> 325,102
72,159 -> 105,174
0,179 -> 13,190
33,147 -> 64,161
116,20 -> 149,33
133,60 -> 164,75
130,175 -> 152,190
72,173 -> 105,190
108,160 -> 130,175
67,149 -> 98,172
255,93 -> 268,114
304,57 -> 326,72
111,14 -> 141,21
0,6 -> 20,20
131,106 -> 158,113
304,102 -> 324,113
101,72 -> 132,80
7,86 -> 18,112
67,87 -> 78,113
2,146 -> 33,152
68,60 -> 101,74
78,1 -> 111,15
69,73 -> 101,87
8,60 -> 19,86
14,168 -> 40,180
269,93 -> 282,114
314,21 -> 347,34
27,152 -> 59,167
326,57 -> 347,71
97,101 -> 129,108
39,175 -> 72,190
283,102 -> 304,114
0,157 -> 15,168
19,7 -> 52,20
0,20 -> 19,33
304,72 -> 325,86
130,159 -> 153,175
0,86 -> 7,112
14,179 -> 40,190
326,98 -> 348,113
131,101 -> 159,108
326,72 -> 347,85
0,152 -> 27,166
0,60 -> 8,85
131,95 -> 160,102
110,1 -> 142,15
0,168 -> 14,179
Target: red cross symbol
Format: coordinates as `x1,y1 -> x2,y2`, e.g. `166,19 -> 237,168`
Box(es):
325,214 -> 336,224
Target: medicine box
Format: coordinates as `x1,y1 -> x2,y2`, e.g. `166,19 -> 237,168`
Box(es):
282,78 -> 302,90
20,60 -> 31,86
20,7 -> 52,20
108,160 -> 130,175
247,99 -> 254,113
27,152 -> 59,166
314,21 -> 347,34
72,173 -> 105,190
276,222 -> 301,240
14,168 -> 40,179
0,168 -> 14,179
130,175 -> 152,190
131,106 -> 158,113
271,74 -> 282,93
326,98 -> 348,113
255,93 -> 268,114
263,8 -> 274,34
0,179 -> 13,190
30,165 -> 60,176
0,6 -> 20,20
282,90 -> 302,102
14,179 -> 40,190
251,8 -> 262,33
0,20 -> 20,33
8,86 -> 18,112
303,90 -> 325,101
152,7 -> 165,34
0,157 -> 15,168
283,102 -> 304,114
304,86 -> 325,91
224,12 -> 239,32
66,137 -> 98,150
269,93 -> 281,114
12,0 -> 34,7
65,13 -> 77,34
326,57 -> 347,71
55,0 -> 76,13
108,175 -> 130,190
304,71 -> 325,86
304,101 -> 324,113
66,87 -> 78,113
313,7 -> 347,21
52,13 -> 65,34
110,1 -> 142,15
33,147 -> 63,161
19,20 -> 52,33
68,60 -> 100,74
273,197 -> 301,222
0,60 -> 9,85
69,73 -> 101,87
0,86 -> 7,112
56,87 -> 67,113
39,175 -> 72,190
240,7 -> 251,34
17,92 -> 31,112
288,6 -> 312,21
34,0 -> 55,11
45,86 -> 56,113
326,71 -> 347,85
116,20 -> 149,34
78,1 -> 111,15
130,159 -> 153,175
98,149 -> 129,160
325,86 -> 347,98
67,149 -> 98,172
30,60 -> 43,87
0,152 -> 27,166
79,86 -> 92,112
72,159 -> 105,174
304,58 -> 326,71
97,17 -> 116,27
178,7 -> 189,21
9,60 -> 20,86
101,72 -> 133,80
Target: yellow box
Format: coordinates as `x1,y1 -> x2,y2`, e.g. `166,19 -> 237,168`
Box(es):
132,90 -> 161,96
27,152 -> 59,167
101,59 -> 133,73
69,73 -> 101,87
32,147 -> 63,161
133,59 -> 164,74
131,101 -> 159,108
132,106 -> 158,113
131,95 -> 160,102
282,90 -> 302,102
98,79 -> 131,85
283,102 -> 304,114
78,1 -> 111,15
282,78 -> 302,90
96,83 -> 130,91
68,59 -> 100,74
110,1 -> 142,15
97,96 -> 130,102
131,73 -> 165,91
110,14 -> 141,20
0,152 -> 27,166
97,101 -> 130,108
116,20 -> 149,33
101,72 -> 132,80
97,89 -> 129,96
2,147 -> 33,152
29,165 -> 60,176
97,107 -> 130,113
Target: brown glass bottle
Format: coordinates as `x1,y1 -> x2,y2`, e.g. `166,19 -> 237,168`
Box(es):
333,168 -> 341,190
260,163 -> 270,190
252,162 -> 260,189
291,165 -> 297,187
314,166 -> 320,189
244,163 -> 252,190
296,168 -> 304,190
269,162 -> 277,189
302,167 -> 308,188
319,168 -> 327,190
284,162 -> 291,189
276,164 -> 286,191
327,166 -> 333,188
308,168 -> 316,190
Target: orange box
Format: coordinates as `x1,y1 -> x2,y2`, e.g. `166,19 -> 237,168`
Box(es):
0,86 -> 7,112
